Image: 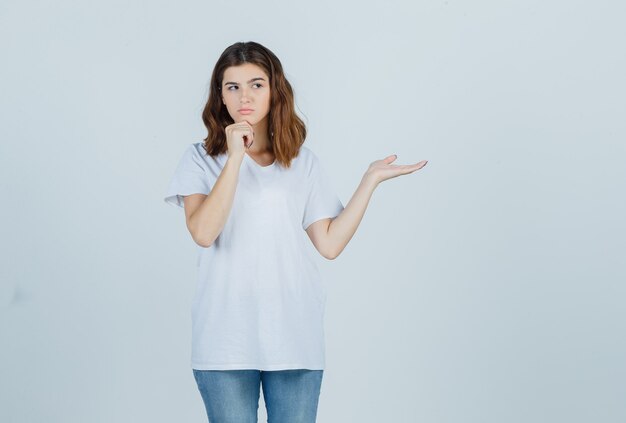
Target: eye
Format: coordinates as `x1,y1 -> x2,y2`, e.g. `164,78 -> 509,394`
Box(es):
226,83 -> 263,91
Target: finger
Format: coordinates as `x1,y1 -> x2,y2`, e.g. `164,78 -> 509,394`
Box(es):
405,161 -> 427,169
239,119 -> 253,129
408,163 -> 426,171
237,122 -> 254,138
409,161 -> 428,171
384,154 -> 397,163
236,126 -> 253,137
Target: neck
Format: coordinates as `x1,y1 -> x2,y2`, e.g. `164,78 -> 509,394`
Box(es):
247,115 -> 272,154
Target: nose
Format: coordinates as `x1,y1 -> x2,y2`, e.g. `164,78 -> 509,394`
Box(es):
239,87 -> 252,104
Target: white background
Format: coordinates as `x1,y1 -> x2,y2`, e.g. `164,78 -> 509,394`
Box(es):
1,0 -> 624,422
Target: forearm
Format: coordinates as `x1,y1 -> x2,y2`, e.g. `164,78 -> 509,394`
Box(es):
326,174 -> 378,258
189,155 -> 243,246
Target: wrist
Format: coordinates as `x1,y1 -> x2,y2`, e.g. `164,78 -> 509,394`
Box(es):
227,152 -> 244,163
361,171 -> 379,189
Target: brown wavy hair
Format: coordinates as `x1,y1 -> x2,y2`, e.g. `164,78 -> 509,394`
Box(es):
201,41 -> 307,169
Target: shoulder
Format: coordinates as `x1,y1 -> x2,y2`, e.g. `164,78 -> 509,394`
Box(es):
188,142 -> 208,159
298,145 -> 318,158
182,142 -> 224,169
291,145 -> 319,178
297,145 -> 321,169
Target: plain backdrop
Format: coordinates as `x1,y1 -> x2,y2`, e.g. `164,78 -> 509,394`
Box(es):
1,0 -> 625,422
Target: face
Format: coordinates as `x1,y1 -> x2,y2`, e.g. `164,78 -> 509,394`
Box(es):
221,63 -> 271,125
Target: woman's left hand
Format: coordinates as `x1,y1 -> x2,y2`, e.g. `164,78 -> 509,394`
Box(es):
364,154 -> 428,186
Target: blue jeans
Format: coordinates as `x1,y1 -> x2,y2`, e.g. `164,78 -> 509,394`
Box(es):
192,369 -> 324,423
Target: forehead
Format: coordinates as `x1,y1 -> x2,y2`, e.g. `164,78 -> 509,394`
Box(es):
223,63 -> 269,83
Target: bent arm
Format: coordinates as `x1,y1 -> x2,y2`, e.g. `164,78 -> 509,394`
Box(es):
325,174 -> 378,259
305,154 -> 427,259
185,154 -> 243,247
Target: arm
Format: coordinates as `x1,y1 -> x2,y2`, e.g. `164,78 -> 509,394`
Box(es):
306,154 -> 428,259
184,154 -> 244,247
306,174 -> 377,259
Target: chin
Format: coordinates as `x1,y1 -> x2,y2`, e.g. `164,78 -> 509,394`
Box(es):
231,116 -> 256,124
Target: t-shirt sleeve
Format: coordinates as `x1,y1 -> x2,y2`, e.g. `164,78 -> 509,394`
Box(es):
302,155 -> 344,230
164,144 -> 213,209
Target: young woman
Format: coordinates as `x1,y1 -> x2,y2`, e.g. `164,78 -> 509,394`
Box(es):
164,41 -> 427,422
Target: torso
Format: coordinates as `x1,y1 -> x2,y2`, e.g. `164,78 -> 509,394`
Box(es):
246,151 -> 276,167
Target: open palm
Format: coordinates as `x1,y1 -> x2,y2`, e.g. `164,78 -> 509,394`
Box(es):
366,154 -> 428,184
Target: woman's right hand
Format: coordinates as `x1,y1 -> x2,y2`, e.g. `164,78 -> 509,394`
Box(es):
225,120 -> 254,159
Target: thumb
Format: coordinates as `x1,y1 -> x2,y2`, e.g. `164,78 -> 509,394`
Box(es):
384,154 -> 397,163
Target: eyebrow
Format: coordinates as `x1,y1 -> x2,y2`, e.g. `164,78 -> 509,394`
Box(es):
224,77 -> 266,86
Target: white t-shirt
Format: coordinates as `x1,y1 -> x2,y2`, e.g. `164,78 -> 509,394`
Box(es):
164,142 -> 344,371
